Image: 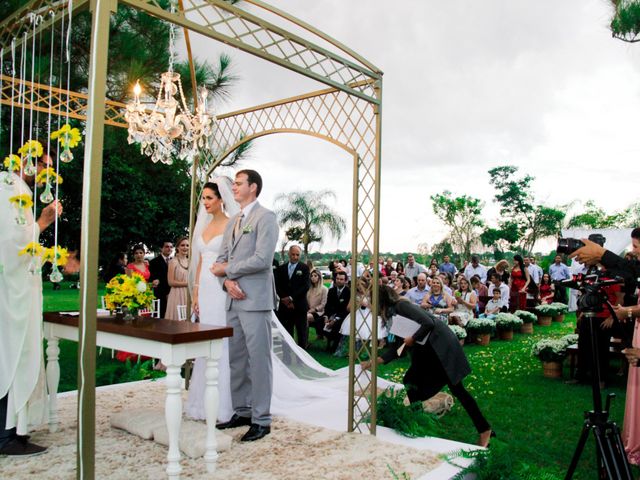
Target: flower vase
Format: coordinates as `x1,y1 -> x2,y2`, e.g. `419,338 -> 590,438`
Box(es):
116,306 -> 137,323
476,333 -> 490,346
458,338 -> 465,346
520,322 -> 534,334
538,315 -> 552,326
542,360 -> 563,378
498,329 -> 514,341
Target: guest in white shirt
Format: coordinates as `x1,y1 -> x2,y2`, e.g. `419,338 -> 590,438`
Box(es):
481,289 -> 504,318
464,255 -> 487,284
487,272 -> 509,310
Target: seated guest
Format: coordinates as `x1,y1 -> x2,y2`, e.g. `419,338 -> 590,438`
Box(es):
464,255 -> 488,284
393,276 -> 404,295
450,277 -> 477,327
382,257 -> 395,277
395,261 -> 405,277
323,271 -> 351,352
399,277 -> 412,296
481,289 -> 504,318
307,269 -> 329,340
388,270 -> 399,287
362,285 -> 493,447
439,272 -> 454,296
487,272 -> 509,311
421,277 -> 454,323
405,273 -> 430,306
438,255 -> 458,276
428,264 -> 439,278
538,273 -> 554,304
470,275 -> 488,314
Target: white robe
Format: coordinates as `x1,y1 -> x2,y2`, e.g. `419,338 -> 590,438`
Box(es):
0,175 -> 47,433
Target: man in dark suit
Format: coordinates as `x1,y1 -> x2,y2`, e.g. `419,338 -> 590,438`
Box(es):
149,241 -> 173,318
274,245 -> 310,348
322,271 -> 351,352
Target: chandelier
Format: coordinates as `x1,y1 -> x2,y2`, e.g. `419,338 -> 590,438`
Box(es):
125,2 -> 214,164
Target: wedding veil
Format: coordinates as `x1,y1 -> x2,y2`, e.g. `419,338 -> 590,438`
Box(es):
188,176 -> 240,293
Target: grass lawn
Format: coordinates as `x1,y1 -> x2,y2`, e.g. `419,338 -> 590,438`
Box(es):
44,284 -> 638,479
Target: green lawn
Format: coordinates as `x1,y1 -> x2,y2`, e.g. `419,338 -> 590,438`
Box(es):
43,284 -> 638,479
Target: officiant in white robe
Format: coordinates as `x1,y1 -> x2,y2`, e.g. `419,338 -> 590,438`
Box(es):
0,155 -> 61,455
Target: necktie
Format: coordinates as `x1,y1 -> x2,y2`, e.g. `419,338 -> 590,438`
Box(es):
288,263 -> 295,278
232,213 -> 244,242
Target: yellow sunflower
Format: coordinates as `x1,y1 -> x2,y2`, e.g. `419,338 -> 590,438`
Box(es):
51,124 -> 82,149
35,167 -> 63,185
18,242 -> 43,257
18,140 -> 43,158
9,194 -> 34,209
3,154 -> 21,172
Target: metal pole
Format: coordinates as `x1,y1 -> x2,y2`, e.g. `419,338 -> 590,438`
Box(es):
347,151 -> 359,432
77,0 -> 115,477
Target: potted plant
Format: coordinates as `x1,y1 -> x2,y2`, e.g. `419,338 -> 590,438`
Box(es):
535,304 -> 555,326
494,313 -> 523,341
549,302 -> 569,322
514,310 -> 536,334
466,318 -> 495,346
532,338 -> 570,378
449,324 -> 467,346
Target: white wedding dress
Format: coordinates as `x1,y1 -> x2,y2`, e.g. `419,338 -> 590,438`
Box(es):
185,232 -> 397,428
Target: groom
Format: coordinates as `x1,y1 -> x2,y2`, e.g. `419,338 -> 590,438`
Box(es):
211,169 -> 279,441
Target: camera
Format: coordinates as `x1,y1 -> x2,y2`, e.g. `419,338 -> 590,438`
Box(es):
557,233 -> 606,255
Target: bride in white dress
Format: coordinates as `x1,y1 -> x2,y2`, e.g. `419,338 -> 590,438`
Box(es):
185,176 -> 396,429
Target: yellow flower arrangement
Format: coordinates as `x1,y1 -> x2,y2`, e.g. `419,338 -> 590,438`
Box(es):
18,242 -> 43,257
35,167 -> 63,185
3,154 -> 21,171
42,246 -> 70,267
9,194 -> 34,209
51,124 -> 82,149
18,140 -> 43,158
104,273 -> 155,312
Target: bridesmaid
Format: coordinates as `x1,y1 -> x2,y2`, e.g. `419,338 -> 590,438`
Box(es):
165,237 -> 189,320
126,244 -> 151,282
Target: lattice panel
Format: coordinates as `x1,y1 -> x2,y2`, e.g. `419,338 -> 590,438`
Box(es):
204,82 -> 381,433
0,74 -> 128,128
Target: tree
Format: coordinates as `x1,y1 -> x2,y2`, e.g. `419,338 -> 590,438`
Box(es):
610,0 -> 640,43
430,191 -> 484,260
487,165 -> 565,254
567,200 -> 627,228
274,190 -> 346,259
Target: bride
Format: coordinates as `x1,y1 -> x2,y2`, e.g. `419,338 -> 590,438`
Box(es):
185,176 -> 395,429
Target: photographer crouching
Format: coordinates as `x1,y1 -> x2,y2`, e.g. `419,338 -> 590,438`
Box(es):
570,228 -> 640,466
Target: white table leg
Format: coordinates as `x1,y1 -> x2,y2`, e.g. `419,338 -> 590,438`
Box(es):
45,336 -> 60,432
204,352 -> 220,472
165,364 -> 182,479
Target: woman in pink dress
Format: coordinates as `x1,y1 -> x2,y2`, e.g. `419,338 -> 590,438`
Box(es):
620,302 -> 640,466
165,237 -> 189,320
126,244 -> 151,282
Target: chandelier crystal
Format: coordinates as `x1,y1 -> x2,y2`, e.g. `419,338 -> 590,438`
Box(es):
125,2 -> 213,164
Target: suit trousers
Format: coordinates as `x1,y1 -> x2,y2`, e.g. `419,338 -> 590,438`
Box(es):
227,307 -> 273,426
404,343 -> 490,434
277,307 -> 308,348
0,393 -> 16,448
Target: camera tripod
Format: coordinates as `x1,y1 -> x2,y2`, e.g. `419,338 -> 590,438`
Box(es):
564,312 -> 634,480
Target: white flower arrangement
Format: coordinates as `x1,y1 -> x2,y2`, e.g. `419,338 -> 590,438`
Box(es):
448,324 -> 467,340
494,312 -> 524,330
514,309 -> 537,323
532,338 -> 569,362
466,317 -> 496,334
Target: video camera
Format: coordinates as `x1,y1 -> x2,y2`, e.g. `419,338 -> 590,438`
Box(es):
559,268 -> 622,315
557,233 -> 606,256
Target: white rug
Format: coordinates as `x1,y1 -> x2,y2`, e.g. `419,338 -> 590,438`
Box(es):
0,381 -> 445,479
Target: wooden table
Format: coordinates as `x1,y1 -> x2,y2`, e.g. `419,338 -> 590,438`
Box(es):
43,312 -> 233,479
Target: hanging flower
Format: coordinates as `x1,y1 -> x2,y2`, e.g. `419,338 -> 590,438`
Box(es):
35,167 -> 63,186
18,242 -> 43,257
9,194 -> 34,209
3,154 -> 21,172
51,124 -> 82,149
18,140 -> 43,158
42,246 -> 70,267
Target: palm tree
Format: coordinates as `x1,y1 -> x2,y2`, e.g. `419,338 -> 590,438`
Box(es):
274,190 -> 347,259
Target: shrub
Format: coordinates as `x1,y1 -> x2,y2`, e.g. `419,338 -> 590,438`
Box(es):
467,318 -> 496,335
514,310 -> 537,323
449,324 -> 467,340
549,302 -> 569,315
494,313 -> 524,331
532,338 -> 570,362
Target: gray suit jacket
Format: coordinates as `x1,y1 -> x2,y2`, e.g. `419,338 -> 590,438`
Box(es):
216,202 -> 279,311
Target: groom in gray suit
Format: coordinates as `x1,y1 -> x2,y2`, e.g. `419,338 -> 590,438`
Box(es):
211,169 -> 279,442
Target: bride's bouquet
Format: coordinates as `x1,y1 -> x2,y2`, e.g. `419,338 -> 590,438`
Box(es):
104,273 -> 155,313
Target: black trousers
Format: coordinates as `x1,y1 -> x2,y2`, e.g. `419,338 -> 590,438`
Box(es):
0,393 -> 16,448
404,343 -> 490,434
277,307 -> 308,348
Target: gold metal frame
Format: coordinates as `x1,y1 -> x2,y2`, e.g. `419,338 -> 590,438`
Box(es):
0,0 -> 383,476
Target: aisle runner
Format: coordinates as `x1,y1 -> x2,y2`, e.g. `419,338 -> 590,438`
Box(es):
0,381 -> 441,480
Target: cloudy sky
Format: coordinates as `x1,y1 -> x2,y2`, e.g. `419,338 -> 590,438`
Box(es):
184,0 -> 640,254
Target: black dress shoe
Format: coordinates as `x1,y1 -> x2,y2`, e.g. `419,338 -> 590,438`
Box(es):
240,424 -> 271,442
0,437 -> 47,456
216,414 -> 252,430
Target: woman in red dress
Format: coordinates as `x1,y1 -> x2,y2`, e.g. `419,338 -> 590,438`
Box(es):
509,254 -> 530,311
126,244 -> 151,282
538,273 -> 554,304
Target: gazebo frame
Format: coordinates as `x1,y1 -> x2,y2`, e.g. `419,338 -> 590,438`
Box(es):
0,1 -> 383,477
